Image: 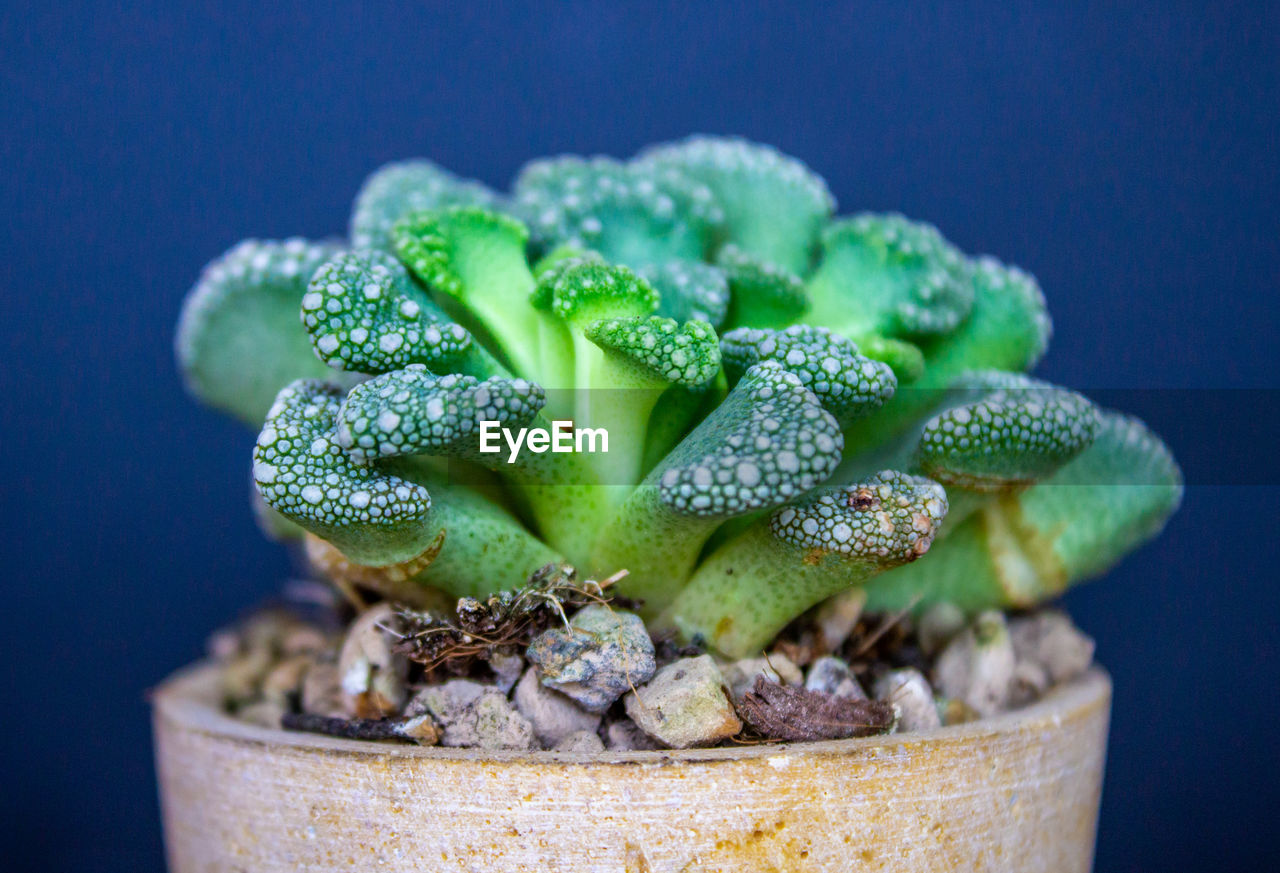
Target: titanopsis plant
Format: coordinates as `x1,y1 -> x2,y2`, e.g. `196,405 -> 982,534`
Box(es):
177,136 -> 1183,658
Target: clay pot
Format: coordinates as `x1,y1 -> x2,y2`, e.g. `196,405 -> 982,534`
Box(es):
153,663 -> 1110,872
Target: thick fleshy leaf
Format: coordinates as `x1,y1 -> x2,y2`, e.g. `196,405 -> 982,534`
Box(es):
349,159 -> 500,251
864,408 -> 1183,612
585,316 -> 721,388
176,239 -> 342,425
656,361 -> 842,517
638,259 -> 731,327
717,244 -> 809,329
659,470 -> 948,656
335,365 -> 546,464
512,156 -> 722,266
721,325 -> 896,427
635,136 -> 834,274
302,250 -> 482,375
253,380 -> 435,565
917,371 -> 1099,492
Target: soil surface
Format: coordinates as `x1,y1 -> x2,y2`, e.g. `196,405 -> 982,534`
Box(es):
210,575 -> 1095,751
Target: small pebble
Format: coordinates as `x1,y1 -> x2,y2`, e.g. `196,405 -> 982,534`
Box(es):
605,719 -> 662,751
624,655 -> 742,749
300,661 -> 345,717
804,656 -> 867,700
873,669 -> 939,732
413,680 -> 535,750
813,588 -> 866,652
220,647 -> 274,705
236,699 -> 286,729
338,604 -> 408,718
513,669 -> 602,748
260,654 -> 310,708
873,668 -> 942,733
488,651 -> 525,694
553,730 -> 606,753
457,692 -> 537,750
239,611 -> 302,651
280,625 -> 331,657
1008,659 -> 1051,708
933,610 -> 1015,717
527,606 -> 656,712
722,655 -> 803,700
407,679 -> 485,723
396,713 -> 441,745
1009,611 -> 1095,684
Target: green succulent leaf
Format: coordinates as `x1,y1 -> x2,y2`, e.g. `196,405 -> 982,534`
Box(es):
716,244 -> 809,329
769,471 -> 949,559
721,325 -> 896,427
392,207 -> 530,295
585,316 -> 722,388
531,245 -> 606,280
806,213 -> 973,341
512,156 -> 722,266
176,238 -> 343,426
537,260 -> 659,326
660,470 -> 948,657
636,135 -> 834,274
917,371 -> 1099,493
840,254 -> 1054,452
637,259 -> 731,328
854,335 -> 926,384
570,294 -> 720,489
349,159 -> 500,251
389,205 -> 547,378
1017,408 -> 1183,581
655,360 -> 843,517
920,256 -> 1053,381
599,359 -> 845,610
335,365 -> 547,464
253,380 -> 435,565
865,408 -> 1183,613
302,250 -> 498,377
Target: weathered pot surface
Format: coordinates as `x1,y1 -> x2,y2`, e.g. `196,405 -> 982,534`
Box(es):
153,663 -> 1110,872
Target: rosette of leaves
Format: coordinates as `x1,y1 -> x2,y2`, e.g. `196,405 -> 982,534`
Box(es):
177,136 -> 1181,658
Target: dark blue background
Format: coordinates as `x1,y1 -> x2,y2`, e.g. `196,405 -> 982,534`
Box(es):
3,2 -> 1277,870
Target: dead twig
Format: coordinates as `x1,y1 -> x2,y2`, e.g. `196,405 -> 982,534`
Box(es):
281,712 -> 434,744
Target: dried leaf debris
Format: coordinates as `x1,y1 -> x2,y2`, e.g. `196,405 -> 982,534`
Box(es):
389,564 -> 624,676
735,676 -> 894,741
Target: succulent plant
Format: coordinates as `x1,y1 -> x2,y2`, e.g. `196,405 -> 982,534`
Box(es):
177,136 -> 1182,658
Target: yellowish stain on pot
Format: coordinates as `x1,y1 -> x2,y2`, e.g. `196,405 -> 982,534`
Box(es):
153,664 -> 1109,872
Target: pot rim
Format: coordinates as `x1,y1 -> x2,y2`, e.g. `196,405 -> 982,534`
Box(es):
153,661 -> 1111,766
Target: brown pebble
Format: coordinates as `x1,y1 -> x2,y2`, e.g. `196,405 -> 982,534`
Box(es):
301,661 -> 345,718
